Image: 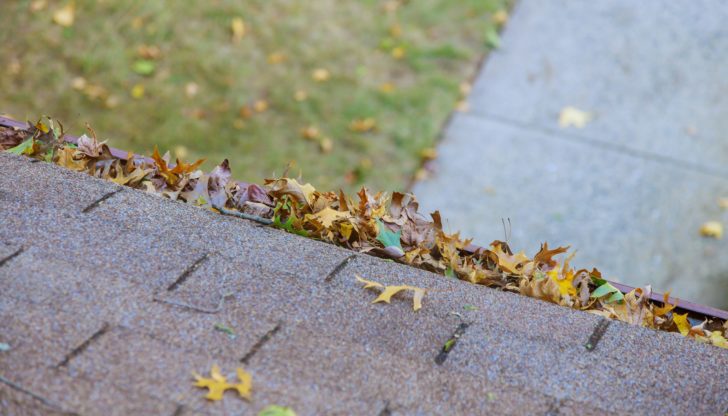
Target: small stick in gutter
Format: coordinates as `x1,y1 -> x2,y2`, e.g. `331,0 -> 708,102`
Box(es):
213,204 -> 273,225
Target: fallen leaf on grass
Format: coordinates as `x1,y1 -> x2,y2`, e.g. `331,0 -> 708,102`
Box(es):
53,2 -> 75,27
231,17 -> 245,42
492,10 -> 509,26
559,107 -> 592,128
259,405 -> 297,416
131,84 -> 145,99
312,68 -> 330,82
193,364 -> 251,401
293,90 -> 308,101
132,60 -> 156,76
349,118 -> 376,132
699,221 -> 723,239
267,52 -> 286,65
319,137 -> 333,154
356,275 -> 426,311
485,27 -> 501,49
300,126 -> 320,141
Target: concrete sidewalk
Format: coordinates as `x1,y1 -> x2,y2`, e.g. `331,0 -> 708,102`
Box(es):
413,0 -> 728,307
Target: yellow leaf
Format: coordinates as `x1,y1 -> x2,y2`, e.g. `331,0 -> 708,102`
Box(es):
193,364 -> 252,401
55,147 -> 87,171
411,288 -> 425,311
379,83 -> 396,93
673,313 -> 690,336
373,285 -> 409,304
300,126 -> 320,141
349,118 -> 376,133
356,275 -> 426,311
131,84 -> 145,99
53,2 -> 75,27
420,147 -> 437,161
547,268 -> 576,296
294,90 -> 308,101
699,221 -> 723,239
312,68 -> 330,82
355,275 -> 383,289
231,17 -> 245,42
319,137 -> 333,154
340,222 -> 354,240
490,241 -> 529,275
653,291 -> 677,317
391,47 -> 405,59
492,10 -> 509,26
253,99 -> 268,112
267,52 -> 286,64
266,177 -> 316,206
308,207 -> 350,228
708,331 -> 728,349
558,106 -> 592,128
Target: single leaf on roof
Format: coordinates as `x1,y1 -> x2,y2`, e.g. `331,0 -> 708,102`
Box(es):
193,364 -> 251,401
356,275 -> 426,311
259,405 -> 297,416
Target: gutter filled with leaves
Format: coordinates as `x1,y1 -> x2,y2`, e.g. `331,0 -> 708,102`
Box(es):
1,115 -> 726,350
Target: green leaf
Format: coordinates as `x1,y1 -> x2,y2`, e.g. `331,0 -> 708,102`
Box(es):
442,338 -> 456,352
591,282 -> 624,303
463,304 -> 478,311
485,27 -> 501,49
214,323 -> 236,339
132,59 -> 156,76
6,138 -> 34,155
606,290 -> 625,303
445,267 -> 456,278
375,219 -> 402,250
258,405 -> 297,416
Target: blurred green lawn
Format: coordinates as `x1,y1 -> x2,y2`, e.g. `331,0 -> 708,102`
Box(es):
0,0 -> 506,191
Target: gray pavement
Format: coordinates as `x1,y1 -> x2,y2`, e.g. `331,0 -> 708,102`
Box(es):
413,0 -> 728,308
2,153 -> 727,415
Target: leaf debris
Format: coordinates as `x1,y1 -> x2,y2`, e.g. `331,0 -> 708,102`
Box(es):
193,364 -> 252,401
3,118 -> 726,350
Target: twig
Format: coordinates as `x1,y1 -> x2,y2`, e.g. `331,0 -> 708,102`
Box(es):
152,293 -> 233,314
213,205 -> 273,225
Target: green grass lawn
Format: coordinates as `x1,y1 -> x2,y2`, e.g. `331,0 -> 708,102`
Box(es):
0,0 -> 506,191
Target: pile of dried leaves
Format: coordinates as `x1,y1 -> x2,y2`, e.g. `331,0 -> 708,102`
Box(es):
2,118 -> 726,350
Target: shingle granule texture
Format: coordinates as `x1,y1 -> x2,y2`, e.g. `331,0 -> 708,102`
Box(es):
1,153 -> 726,415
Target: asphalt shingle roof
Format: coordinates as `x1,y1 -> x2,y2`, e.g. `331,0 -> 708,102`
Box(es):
1,152 -> 727,415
